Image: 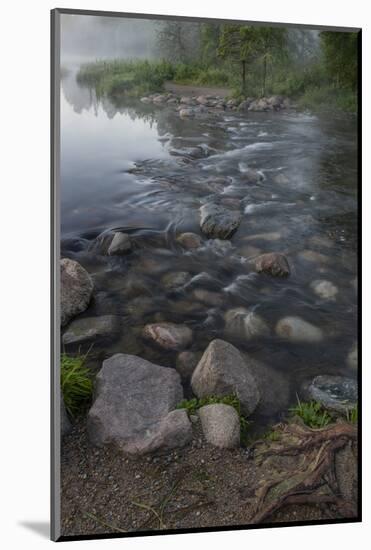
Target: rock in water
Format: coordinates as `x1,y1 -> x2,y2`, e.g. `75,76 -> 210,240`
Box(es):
347,344 -> 357,370
175,351 -> 202,382
191,339 -> 260,416
254,253 -> 290,277
224,308 -> 270,340
63,315 -> 121,346
87,354 -> 192,454
200,203 -> 242,239
161,271 -> 191,290
198,404 -> 240,448
275,316 -> 323,342
142,322 -> 193,351
310,279 -> 338,300
176,232 -> 202,249
308,375 -> 357,414
61,396 -> 72,437
60,258 -> 93,326
107,232 -> 131,255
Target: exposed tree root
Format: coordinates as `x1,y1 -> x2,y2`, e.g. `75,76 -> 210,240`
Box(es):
250,421 -> 357,523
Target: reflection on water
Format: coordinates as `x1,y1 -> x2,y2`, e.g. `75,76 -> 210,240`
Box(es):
60,67 -> 358,426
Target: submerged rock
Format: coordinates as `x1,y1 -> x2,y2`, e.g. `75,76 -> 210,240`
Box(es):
308,375 -> 357,414
176,232 -> 202,249
142,322 -> 193,351
87,354 -> 192,454
191,289 -> 223,307
240,168 -> 264,184
61,397 -> 72,438
107,232 -> 131,255
298,249 -> 330,264
179,108 -> 195,118
275,316 -> 324,342
198,404 -> 240,448
254,252 -> 290,277
224,308 -> 270,340
347,344 -> 358,370
191,339 -> 260,416
63,315 -> 121,346
161,271 -> 191,290
200,203 -> 242,239
60,258 -> 94,327
310,279 -> 338,300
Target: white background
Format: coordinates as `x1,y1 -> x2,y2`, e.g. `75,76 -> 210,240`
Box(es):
0,0 -> 368,547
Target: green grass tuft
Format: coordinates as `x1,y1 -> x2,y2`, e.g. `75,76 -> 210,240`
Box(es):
61,352 -> 93,417
176,394 -> 251,445
289,395 -> 333,429
345,404 -> 358,424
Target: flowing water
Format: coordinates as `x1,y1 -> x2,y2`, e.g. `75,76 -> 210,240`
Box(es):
60,67 -> 358,428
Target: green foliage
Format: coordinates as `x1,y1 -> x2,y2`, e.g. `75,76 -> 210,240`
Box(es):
77,59 -> 175,98
320,31 -> 358,89
289,396 -> 333,429
176,394 -> 251,445
60,353 -> 93,417
345,404 -> 358,424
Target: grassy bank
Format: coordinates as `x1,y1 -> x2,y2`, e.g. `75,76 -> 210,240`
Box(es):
76,58 -> 357,113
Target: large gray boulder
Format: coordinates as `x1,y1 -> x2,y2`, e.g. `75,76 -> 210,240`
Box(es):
87,354 -> 192,455
308,375 -> 357,414
200,203 -> 242,239
191,339 -> 260,416
60,258 -> 93,326
198,404 -> 240,448
142,322 -> 193,351
63,315 -> 121,346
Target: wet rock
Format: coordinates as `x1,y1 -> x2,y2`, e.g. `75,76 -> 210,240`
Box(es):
308,235 -> 333,249
60,258 -> 94,326
61,397 -> 72,438
176,232 -> 202,249
244,231 -> 283,242
175,351 -> 202,381
224,308 -> 270,340
169,146 -> 205,159
254,252 -> 290,277
179,96 -> 194,105
87,354 -> 192,454
142,322 -> 193,351
161,271 -> 191,290
191,339 -> 260,416
107,232 -> 131,255
238,98 -> 253,111
191,289 -> 223,307
200,203 -> 242,239
274,173 -> 290,184
198,404 -> 240,448
196,95 -> 209,105
140,97 -> 151,104
153,94 -> 167,104
206,239 -> 234,255
184,272 -> 218,290
179,108 -> 195,118
63,315 -> 121,346
347,344 -> 357,370
240,168 -> 264,184
267,95 -> 284,109
310,279 -> 338,300
308,375 -> 357,414
275,316 -> 324,342
248,361 -> 290,417
125,296 -> 154,320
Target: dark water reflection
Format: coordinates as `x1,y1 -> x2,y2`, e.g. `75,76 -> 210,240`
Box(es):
60,67 -> 358,428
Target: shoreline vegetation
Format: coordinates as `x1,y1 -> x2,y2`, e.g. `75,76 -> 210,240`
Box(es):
74,25 -> 357,113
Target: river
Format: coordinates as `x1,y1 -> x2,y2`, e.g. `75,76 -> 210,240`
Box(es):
60,65 -> 358,428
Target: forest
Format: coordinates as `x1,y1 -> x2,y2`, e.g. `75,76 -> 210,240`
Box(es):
76,21 -> 358,112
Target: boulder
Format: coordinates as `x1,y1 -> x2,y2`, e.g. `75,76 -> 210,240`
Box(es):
176,232 -> 202,249
87,354 -> 192,454
247,361 -> 290,417
142,322 -> 193,351
308,375 -> 357,414
275,316 -> 324,342
107,232 -> 131,255
61,396 -> 72,437
191,339 -> 260,416
175,351 -> 202,381
238,98 -> 253,111
63,315 -> 121,346
310,279 -> 338,300
60,258 -> 94,327
200,203 -> 242,239
254,252 -> 290,277
198,404 -> 240,448
140,97 -> 151,104
179,108 -> 195,118
224,308 -> 270,340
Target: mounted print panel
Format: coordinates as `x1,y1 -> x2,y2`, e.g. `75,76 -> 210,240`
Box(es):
51,8 -> 361,541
